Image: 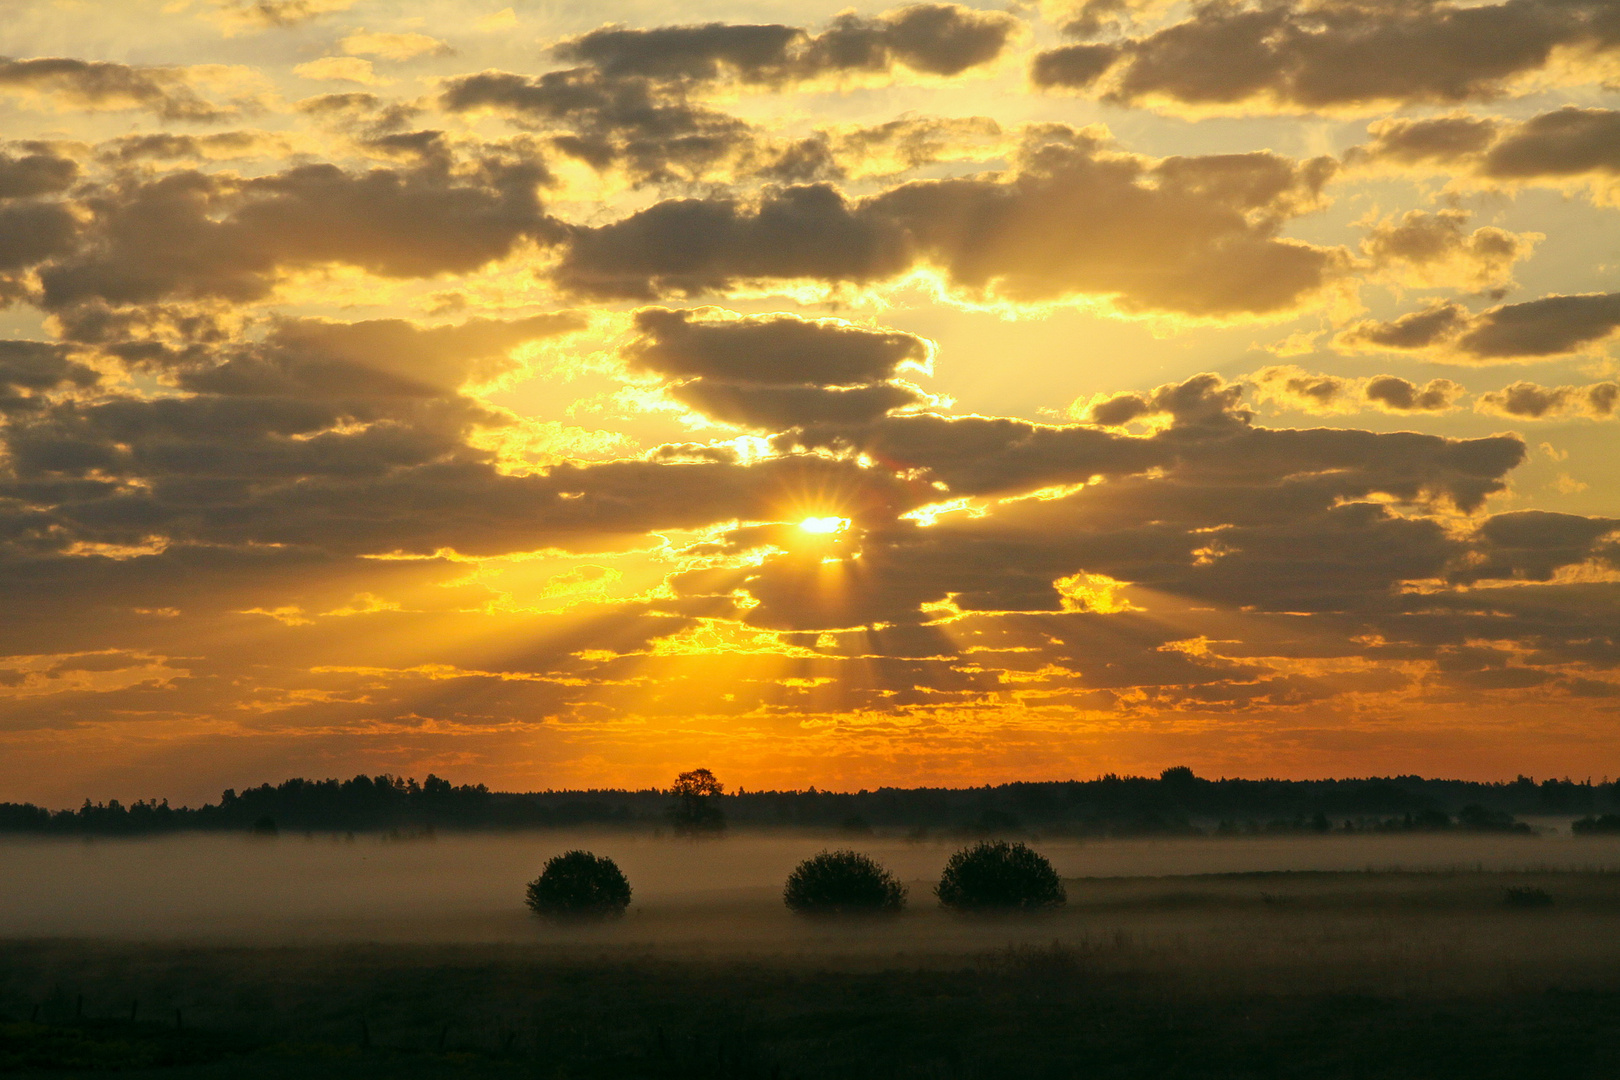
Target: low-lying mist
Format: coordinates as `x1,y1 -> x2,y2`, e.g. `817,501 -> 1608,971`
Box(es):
5,830 -> 1620,953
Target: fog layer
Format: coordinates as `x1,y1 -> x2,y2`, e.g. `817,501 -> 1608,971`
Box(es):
4,831 -> 1618,950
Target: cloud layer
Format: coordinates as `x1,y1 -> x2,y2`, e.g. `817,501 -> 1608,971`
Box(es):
0,0 -> 1615,799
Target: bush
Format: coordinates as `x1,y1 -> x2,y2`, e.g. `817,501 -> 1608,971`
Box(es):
936,841 -> 1066,911
1457,804 -> 1533,834
1572,813 -> 1620,835
1503,885 -> 1553,909
784,850 -> 906,914
525,850 -> 632,918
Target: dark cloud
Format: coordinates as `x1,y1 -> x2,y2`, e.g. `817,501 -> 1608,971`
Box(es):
36,154 -> 555,310
1249,365 -> 1464,414
0,57 -> 236,122
552,23 -> 803,82
1336,301 -> 1470,351
1360,208 -> 1531,291
622,309 -> 933,430
93,131 -> 275,164
1083,372 -> 1251,429
212,0 -> 354,30
186,312 -> 587,399
555,127 -> 1344,317
443,65 -> 1001,186
1030,43 -> 1120,91
754,115 -> 1005,184
669,380 -> 927,428
0,144 -> 79,301
441,6 -> 1018,187
441,68 -> 760,184
787,374 -> 1521,510
1338,293 -> 1620,361
0,200 -> 77,276
0,340 -> 100,415
1348,114 -> 1500,165
0,146 -> 77,198
1365,375 -> 1465,413
1477,380 -> 1619,420
1483,107 -> 1620,180
723,377 -> 1533,630
625,308 -> 931,385
1456,511 -> 1619,583
1350,108 -> 1620,201
778,411 -> 1165,496
554,4 -> 1021,85
1033,0 -> 1620,113
0,325 -> 924,557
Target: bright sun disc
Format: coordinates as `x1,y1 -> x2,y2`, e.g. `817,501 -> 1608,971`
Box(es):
799,516 -> 850,535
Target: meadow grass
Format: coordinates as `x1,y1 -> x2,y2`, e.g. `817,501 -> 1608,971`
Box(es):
4,868 -> 1620,1077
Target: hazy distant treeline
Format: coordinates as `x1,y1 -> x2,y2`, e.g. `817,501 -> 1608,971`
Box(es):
4,768 -> 1620,837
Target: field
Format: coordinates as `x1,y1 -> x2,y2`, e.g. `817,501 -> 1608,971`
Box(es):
5,832 -> 1620,1077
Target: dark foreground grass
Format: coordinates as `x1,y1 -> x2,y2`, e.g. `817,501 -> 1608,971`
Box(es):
6,870 -> 1620,1079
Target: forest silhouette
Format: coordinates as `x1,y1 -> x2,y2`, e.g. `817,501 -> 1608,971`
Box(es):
3,768 -> 1615,836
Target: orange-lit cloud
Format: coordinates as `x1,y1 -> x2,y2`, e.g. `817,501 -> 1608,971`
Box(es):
0,0 -> 1616,803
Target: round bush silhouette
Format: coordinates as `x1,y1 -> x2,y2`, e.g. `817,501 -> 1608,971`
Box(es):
784,850 -> 906,914
936,841 -> 1066,911
524,850 -> 632,918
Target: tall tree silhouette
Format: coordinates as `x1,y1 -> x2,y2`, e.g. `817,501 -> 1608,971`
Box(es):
668,768 -> 726,833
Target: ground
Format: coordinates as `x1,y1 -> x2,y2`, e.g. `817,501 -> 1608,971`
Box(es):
5,869 -> 1620,1078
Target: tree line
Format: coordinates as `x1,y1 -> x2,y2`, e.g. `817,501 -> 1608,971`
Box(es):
3,767 -> 1618,837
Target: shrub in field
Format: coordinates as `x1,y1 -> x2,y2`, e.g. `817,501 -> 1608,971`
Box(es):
1572,814 -> 1620,835
1503,885 -> 1553,909
784,850 -> 906,914
1457,804 -> 1532,833
936,840 -> 1066,911
525,851 -> 631,917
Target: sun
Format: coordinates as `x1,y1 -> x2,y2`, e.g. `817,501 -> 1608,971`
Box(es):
799,516 -> 850,535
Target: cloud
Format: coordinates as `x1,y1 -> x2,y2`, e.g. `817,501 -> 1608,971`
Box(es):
443,67 -> 1004,186
294,57 -> 386,85
210,0 -> 356,33
1030,43 -> 1120,91
1476,380 -> 1619,420
621,308 -> 934,430
1249,365 -> 1465,414
93,131 -> 283,164
624,308 -> 931,385
0,58 -> 238,122
751,115 -> 1006,185
0,340 -> 100,414
669,380 -> 928,428
1338,293 -> 1620,362
553,4 -> 1022,86
340,31 -> 453,62
1080,370 -> 1250,428
441,69 -> 758,185
1360,209 -> 1536,292
1032,0 -> 1620,114
554,126 -> 1346,319
189,312 -> 587,398
0,200 -> 77,278
0,146 -> 77,198
1350,107 -> 1620,203
1365,375 -> 1467,414
36,154 -> 556,310
1453,510 -> 1619,583
731,374 -> 1535,632
787,373 -> 1521,510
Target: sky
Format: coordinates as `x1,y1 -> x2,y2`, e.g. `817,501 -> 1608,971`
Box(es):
1,0 -> 1618,805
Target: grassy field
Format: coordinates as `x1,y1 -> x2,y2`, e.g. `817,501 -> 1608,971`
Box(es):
6,868 -> 1620,1078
